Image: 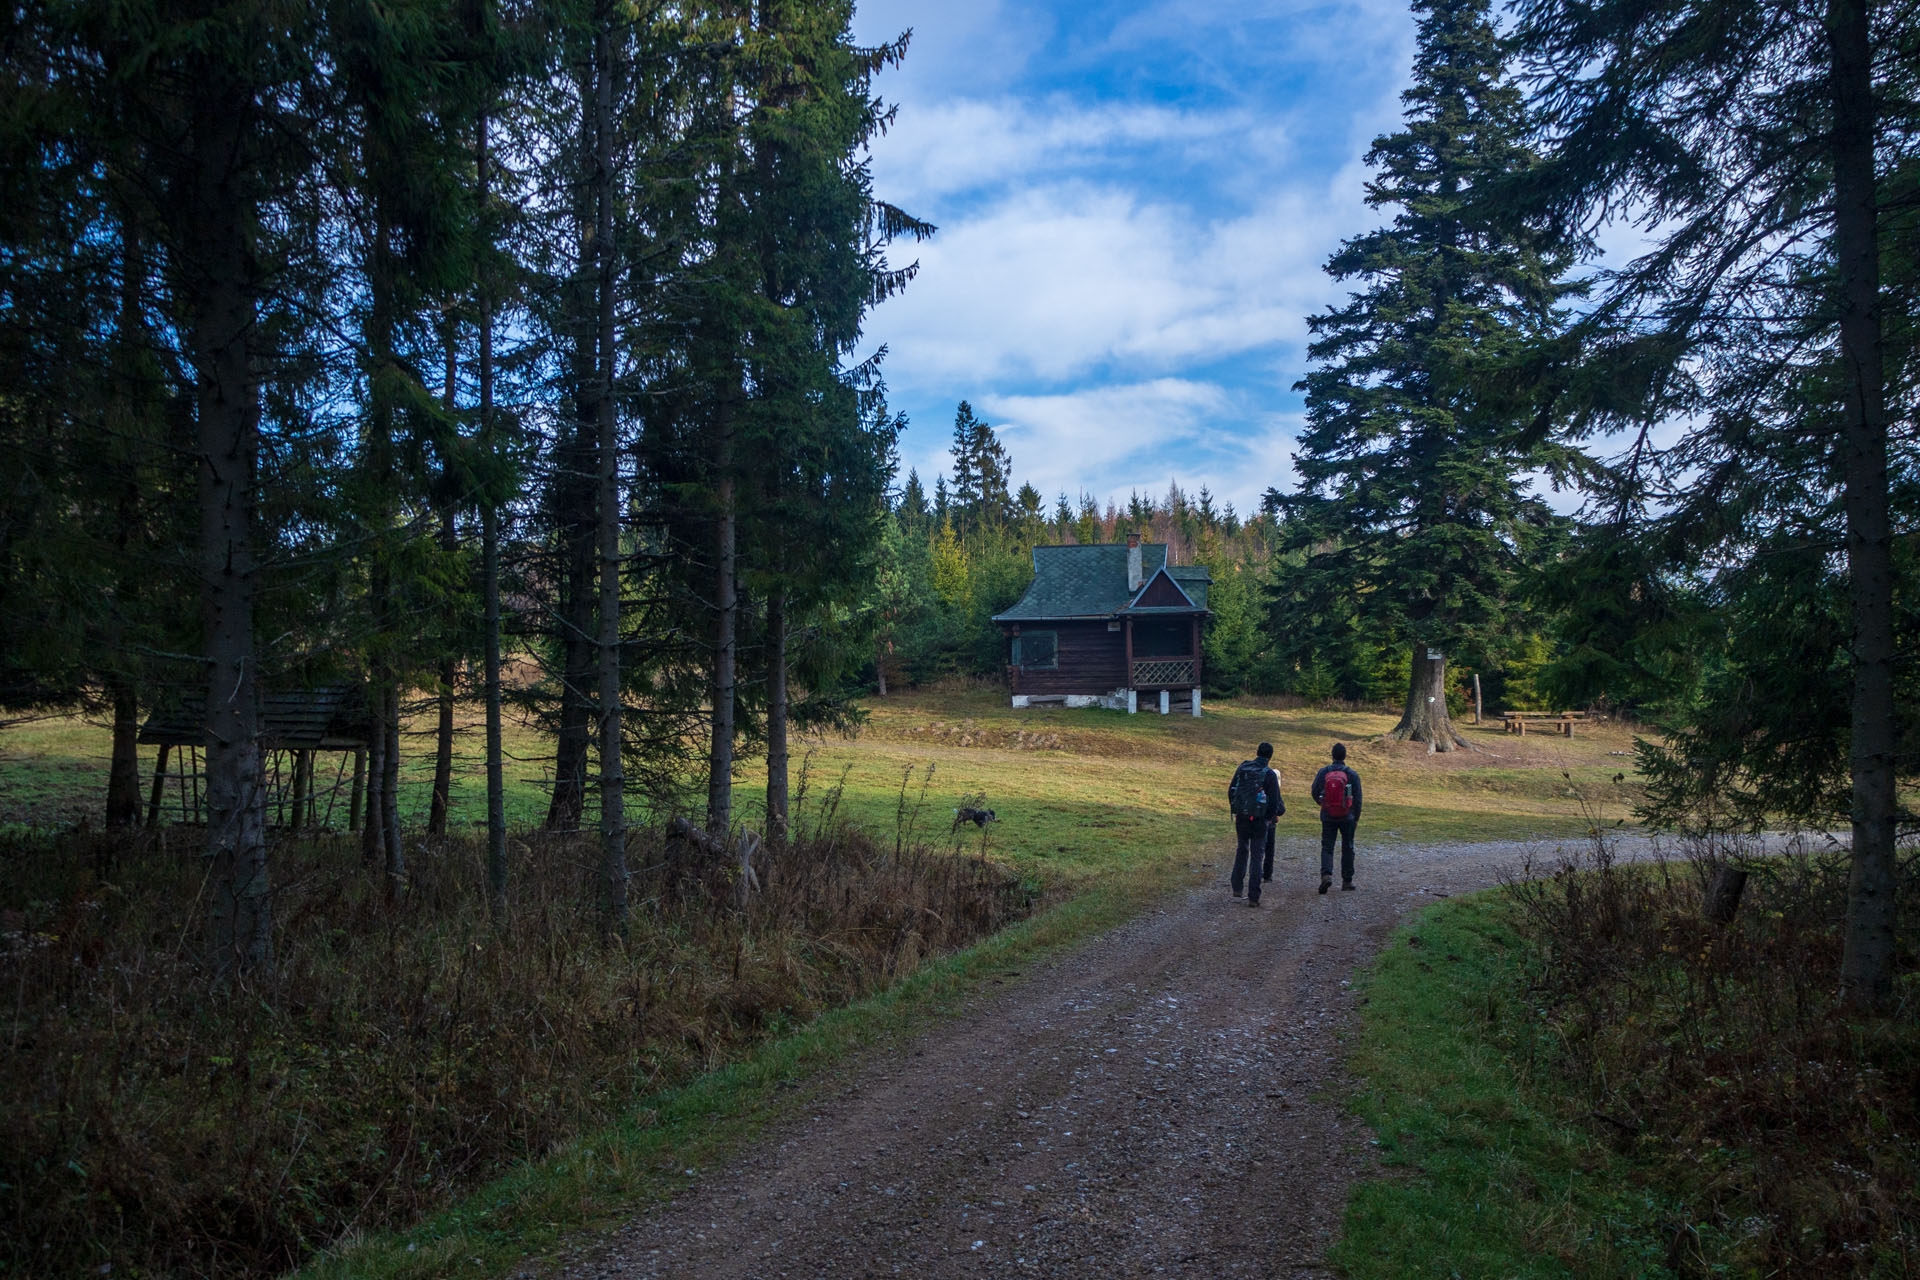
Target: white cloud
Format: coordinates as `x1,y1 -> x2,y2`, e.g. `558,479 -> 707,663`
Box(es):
872,176 -> 1367,389
872,97 -> 1278,205
971,381 -> 1296,514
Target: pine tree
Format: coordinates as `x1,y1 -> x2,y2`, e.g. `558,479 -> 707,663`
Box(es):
1287,0 -> 1574,751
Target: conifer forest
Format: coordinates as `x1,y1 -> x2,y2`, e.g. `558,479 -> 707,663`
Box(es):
1,0 -> 1916,1275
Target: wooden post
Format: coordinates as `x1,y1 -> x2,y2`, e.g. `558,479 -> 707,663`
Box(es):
1190,615 -> 1202,688
1704,863 -> 1749,924
1124,617 -> 1134,696
1472,673 -> 1482,724
147,743 -> 171,829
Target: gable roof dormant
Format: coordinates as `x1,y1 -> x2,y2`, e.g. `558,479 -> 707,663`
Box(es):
993,543 -> 1211,623
1122,565 -> 1200,614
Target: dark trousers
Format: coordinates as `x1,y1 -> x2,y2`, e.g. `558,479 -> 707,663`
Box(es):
1261,819 -> 1277,880
1232,817 -> 1266,901
1320,816 -> 1357,884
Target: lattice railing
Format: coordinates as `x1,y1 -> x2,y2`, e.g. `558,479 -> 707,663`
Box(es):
1131,658 -> 1196,687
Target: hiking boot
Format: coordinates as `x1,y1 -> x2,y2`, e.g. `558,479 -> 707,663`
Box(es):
1342,881 -> 1356,891
1246,896 -> 1260,907
1319,875 -> 1332,894
1232,888 -> 1243,899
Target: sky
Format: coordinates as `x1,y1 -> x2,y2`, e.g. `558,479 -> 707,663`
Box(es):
847,0 -> 1422,519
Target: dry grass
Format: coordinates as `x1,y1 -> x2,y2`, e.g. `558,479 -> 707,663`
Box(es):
1501,833 -> 1920,1276
0,813 -> 1029,1280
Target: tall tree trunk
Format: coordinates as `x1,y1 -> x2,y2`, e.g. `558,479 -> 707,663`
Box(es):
593,12 -> 627,927
547,447 -> 597,831
362,674 -> 387,863
767,586 -> 789,842
707,413 -> 737,837
429,342 -> 459,838
1387,643 -> 1467,751
875,642 -> 889,697
106,679 -> 142,829
1829,0 -> 1896,1011
382,688 -> 404,898
349,746 -> 365,832
429,500 -> 457,837
187,87 -> 269,979
480,113 -> 508,924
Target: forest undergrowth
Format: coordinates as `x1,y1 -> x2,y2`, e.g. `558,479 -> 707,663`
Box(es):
1502,832 -> 1920,1275
1,779 -> 1031,1280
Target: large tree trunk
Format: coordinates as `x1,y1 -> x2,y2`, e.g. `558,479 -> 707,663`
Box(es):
707,428 -> 737,837
546,443 -> 597,832
187,87 -> 269,979
767,587 -> 789,843
1829,0 -> 1897,1011
428,348 -> 459,838
592,14 -> 628,928
362,674 -> 387,864
479,114 -> 508,924
381,688 -> 403,898
1387,643 -> 1469,751
106,679 -> 142,829
428,516 -> 457,836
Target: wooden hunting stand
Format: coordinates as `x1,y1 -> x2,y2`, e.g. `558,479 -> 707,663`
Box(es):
138,684 -> 370,829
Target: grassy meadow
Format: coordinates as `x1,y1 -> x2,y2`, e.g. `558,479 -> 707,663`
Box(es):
1,684 -> 1650,869
0,686 -> 1657,1279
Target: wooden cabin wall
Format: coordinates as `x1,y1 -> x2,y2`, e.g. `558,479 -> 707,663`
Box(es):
1005,623 -> 1126,694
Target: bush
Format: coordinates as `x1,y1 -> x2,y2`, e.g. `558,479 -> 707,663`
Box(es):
1,813 -> 1028,1278
1501,832 -> 1920,1276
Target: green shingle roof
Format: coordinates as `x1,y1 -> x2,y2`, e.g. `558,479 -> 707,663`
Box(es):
993,544 -> 1211,622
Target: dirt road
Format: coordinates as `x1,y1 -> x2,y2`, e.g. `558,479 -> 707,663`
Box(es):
551,835 -> 1586,1279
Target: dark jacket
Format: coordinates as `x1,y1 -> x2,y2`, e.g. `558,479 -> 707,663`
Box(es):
1229,761 -> 1284,822
1310,763 -> 1362,821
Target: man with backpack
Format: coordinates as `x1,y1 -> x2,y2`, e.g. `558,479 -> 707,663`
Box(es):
1310,742 -> 1363,893
1227,742 -> 1283,906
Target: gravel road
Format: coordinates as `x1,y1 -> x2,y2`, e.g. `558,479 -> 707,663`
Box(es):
551,833 -> 1613,1279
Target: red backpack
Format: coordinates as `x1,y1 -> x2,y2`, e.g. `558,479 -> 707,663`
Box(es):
1321,768 -> 1353,819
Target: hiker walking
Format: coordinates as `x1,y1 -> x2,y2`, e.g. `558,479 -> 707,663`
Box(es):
1311,742 -> 1362,893
1261,753 -> 1283,884
1228,742 -> 1283,906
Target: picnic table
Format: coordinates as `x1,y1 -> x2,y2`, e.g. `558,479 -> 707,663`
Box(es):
1501,710 -> 1587,737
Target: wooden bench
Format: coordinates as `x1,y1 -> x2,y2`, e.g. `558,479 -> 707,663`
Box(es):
1501,711 -> 1587,737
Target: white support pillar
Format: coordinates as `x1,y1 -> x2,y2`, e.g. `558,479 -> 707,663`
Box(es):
1191,688 -> 1202,717
1159,689 -> 1170,715
1127,689 -> 1138,715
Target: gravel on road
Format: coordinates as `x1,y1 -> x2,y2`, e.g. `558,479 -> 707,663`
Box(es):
548,833 -> 1617,1279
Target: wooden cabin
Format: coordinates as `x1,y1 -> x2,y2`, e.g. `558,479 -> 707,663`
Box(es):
993,534 -> 1212,715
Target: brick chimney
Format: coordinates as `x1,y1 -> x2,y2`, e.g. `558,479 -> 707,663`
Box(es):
1126,533 -> 1143,592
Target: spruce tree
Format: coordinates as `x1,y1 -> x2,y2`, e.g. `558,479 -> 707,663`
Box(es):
1287,0 -> 1573,750
1513,0 -> 1918,1005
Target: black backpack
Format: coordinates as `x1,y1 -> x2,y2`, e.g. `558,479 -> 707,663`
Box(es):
1230,759 -> 1268,818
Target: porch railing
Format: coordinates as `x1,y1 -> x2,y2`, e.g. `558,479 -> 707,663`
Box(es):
1131,657 -> 1196,687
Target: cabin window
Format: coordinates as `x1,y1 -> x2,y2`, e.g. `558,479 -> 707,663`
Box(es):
1015,630 -> 1058,669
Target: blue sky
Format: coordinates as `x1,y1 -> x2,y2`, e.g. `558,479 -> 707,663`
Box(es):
848,0 -> 1421,518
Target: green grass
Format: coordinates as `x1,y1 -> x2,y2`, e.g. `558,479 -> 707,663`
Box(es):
1,687 -> 1659,1277
1332,892 -> 1687,1279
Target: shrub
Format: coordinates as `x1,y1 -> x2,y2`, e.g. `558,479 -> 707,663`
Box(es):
1,814 -> 1028,1278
